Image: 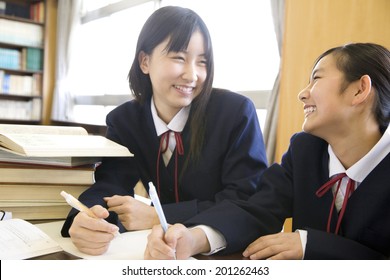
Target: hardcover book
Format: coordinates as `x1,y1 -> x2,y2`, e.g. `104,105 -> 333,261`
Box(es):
0,124 -> 132,159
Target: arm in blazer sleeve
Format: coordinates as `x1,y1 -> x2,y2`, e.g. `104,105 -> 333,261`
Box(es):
163,93 -> 268,223
61,116 -> 140,236
183,141 -> 296,254
305,228 -> 387,259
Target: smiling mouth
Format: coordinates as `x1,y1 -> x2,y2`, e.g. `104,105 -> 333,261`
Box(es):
304,106 -> 316,117
174,85 -> 194,95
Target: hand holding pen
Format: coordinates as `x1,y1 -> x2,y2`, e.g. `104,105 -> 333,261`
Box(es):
148,182 -> 177,259
61,191 -> 119,255
61,191 -> 119,235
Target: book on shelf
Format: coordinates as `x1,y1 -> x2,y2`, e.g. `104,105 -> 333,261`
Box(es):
25,47 -> 43,71
0,1 -> 4,15
0,99 -> 41,121
0,46 -> 43,72
0,123 -> 133,157
0,218 -> 62,260
0,18 -> 44,47
0,47 -> 20,69
0,183 -> 89,201
1,1 -> 30,20
30,1 -> 45,23
0,71 -> 40,96
0,162 -> 96,185
0,0 -> 45,23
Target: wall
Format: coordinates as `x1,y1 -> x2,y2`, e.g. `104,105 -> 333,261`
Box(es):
275,0 -> 390,161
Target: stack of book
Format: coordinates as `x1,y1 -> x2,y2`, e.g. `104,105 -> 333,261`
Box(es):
0,124 -> 133,221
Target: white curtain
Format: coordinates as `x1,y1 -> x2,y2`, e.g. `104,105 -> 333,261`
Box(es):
263,0 -> 285,164
51,0 -> 82,121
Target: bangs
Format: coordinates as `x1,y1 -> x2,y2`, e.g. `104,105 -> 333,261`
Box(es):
164,21 -> 212,60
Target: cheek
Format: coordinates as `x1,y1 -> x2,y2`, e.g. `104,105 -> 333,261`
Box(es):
149,66 -> 172,84
197,68 -> 208,84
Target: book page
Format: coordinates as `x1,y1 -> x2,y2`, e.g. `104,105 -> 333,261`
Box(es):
0,124 -> 88,135
36,221 -> 149,260
35,221 -> 196,260
0,219 -> 62,260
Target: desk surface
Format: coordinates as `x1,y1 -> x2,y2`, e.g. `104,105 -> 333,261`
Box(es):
32,250 -> 246,260
33,221 -> 245,260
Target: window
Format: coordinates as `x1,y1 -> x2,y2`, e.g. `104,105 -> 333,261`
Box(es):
67,0 -> 279,129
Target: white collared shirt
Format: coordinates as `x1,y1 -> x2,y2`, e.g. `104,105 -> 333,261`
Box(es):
151,97 -> 190,164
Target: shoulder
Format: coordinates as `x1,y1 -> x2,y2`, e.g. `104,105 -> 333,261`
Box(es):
208,88 -> 256,113
106,98 -> 145,122
210,88 -> 252,103
289,132 -> 326,146
288,132 -> 328,156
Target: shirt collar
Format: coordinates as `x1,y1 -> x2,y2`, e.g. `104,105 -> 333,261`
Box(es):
328,125 -> 390,182
151,97 -> 190,137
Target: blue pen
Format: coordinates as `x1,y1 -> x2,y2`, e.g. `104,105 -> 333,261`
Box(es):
148,182 -> 176,259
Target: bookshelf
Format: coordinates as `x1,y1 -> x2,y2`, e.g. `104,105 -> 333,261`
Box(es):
0,0 -> 46,124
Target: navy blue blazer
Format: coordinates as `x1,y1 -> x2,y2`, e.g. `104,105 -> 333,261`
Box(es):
61,88 -> 267,236
186,132 -> 390,259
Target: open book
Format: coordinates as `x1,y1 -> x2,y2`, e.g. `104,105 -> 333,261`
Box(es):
0,124 -> 132,165
0,219 -> 62,260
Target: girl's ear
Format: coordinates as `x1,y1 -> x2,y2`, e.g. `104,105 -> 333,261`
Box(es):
139,51 -> 150,74
352,75 -> 372,105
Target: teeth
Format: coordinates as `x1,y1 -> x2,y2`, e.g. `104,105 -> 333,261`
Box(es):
304,106 -> 316,114
174,85 -> 194,93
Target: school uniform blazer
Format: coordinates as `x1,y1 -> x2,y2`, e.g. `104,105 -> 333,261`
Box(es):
185,132 -> 390,259
61,88 -> 267,236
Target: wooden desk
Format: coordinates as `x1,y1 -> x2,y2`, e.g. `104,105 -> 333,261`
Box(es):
30,251 -> 80,260
195,252 -> 247,260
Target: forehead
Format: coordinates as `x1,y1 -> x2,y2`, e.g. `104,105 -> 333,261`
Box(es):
312,54 -> 338,74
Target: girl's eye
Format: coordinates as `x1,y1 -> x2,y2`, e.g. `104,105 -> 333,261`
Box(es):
311,76 -> 320,82
199,59 -> 207,65
172,56 -> 185,61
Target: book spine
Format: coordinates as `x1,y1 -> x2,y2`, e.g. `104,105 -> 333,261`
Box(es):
26,47 -> 43,71
0,47 -> 20,70
0,18 -> 44,47
0,99 -> 41,121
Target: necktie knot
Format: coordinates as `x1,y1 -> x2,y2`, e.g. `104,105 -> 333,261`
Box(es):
159,131 -> 184,156
316,173 -> 347,198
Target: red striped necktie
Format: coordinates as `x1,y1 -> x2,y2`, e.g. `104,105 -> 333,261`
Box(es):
316,173 -> 355,234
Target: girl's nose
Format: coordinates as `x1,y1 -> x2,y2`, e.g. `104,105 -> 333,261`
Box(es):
298,85 -> 309,102
182,63 -> 198,82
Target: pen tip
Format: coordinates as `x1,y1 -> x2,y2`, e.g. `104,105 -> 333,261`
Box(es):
60,191 -> 67,198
